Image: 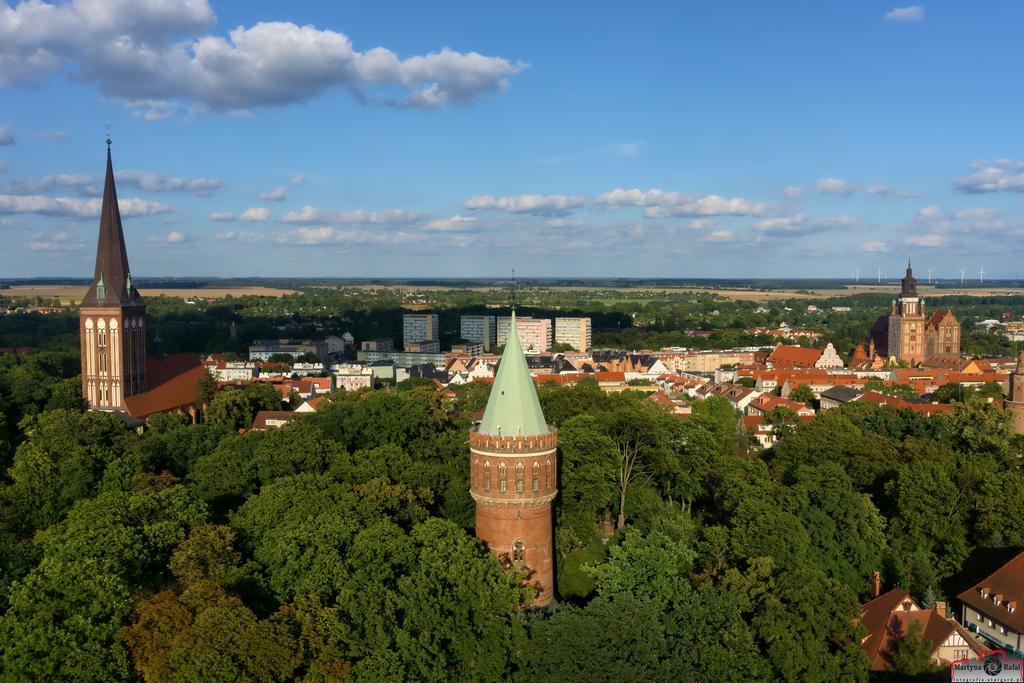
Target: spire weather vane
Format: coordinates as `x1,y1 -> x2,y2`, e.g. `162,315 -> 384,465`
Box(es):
105,123 -> 111,150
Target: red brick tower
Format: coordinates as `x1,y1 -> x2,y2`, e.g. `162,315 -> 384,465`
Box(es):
79,139 -> 147,411
1008,353 -> 1024,435
470,311 -> 557,606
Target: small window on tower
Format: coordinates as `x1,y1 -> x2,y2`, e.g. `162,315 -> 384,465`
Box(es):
484,462 -> 491,492
499,462 -> 507,493
513,540 -> 525,563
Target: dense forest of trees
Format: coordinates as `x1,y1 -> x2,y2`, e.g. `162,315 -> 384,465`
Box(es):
1,285 -> 1023,679
1,350 -> 1022,679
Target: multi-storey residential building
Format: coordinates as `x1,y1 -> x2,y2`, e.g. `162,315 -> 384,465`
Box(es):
249,339 -> 319,361
360,338 -> 394,352
461,315 -> 497,351
497,316 -> 552,352
555,317 -> 592,352
958,551 -> 1024,654
403,313 -> 439,349
405,340 -> 440,353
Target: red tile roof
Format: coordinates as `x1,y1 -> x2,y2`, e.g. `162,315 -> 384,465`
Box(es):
123,354 -> 206,419
958,550 -> 1024,634
860,588 -> 982,671
767,344 -> 824,368
251,410 -> 296,431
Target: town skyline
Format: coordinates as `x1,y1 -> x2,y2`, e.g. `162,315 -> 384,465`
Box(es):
1,1 -> 1023,279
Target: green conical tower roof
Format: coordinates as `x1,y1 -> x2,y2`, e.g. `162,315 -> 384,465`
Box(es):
479,311 -> 549,437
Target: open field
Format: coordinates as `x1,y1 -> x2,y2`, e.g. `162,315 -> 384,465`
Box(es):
4,285 -> 297,305
342,283 -> 1024,301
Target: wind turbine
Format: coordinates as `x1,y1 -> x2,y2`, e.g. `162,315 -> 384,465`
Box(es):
979,267 -> 985,285
853,268 -> 860,283
876,268 -> 883,284
926,268 -> 934,284
959,267 -> 966,286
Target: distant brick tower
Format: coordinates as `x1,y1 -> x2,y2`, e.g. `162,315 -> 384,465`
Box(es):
1008,353 -> 1024,435
888,261 -> 926,365
79,139 -> 147,411
470,311 -> 557,606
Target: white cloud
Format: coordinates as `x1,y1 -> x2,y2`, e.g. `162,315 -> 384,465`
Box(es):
146,230 -> 188,244
26,130 -> 70,141
240,207 -> 271,222
117,170 -> 225,196
904,234 -> 947,247
260,186 -> 288,202
464,194 -> 585,217
281,205 -> 426,226
885,6 -> 925,22
702,230 -> 734,243
781,186 -> 804,199
0,124 -> 13,145
689,218 -> 714,230
0,2 -> 526,113
0,194 -> 171,218
290,175 -> 305,185
209,211 -> 236,222
546,218 -> 583,229
952,207 -> 1000,220
813,177 -> 859,196
423,214 -> 478,232
595,188 -> 768,217
0,174 -> 94,196
216,230 -> 258,241
915,205 -> 944,221
861,241 -> 890,252
264,226 -> 420,247
752,213 -> 858,237
1,170 -> 224,197
953,160 -> 1024,193
867,184 -> 922,198
26,231 -> 85,251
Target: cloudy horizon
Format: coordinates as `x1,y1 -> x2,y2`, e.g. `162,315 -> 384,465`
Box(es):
1,1 -> 1022,279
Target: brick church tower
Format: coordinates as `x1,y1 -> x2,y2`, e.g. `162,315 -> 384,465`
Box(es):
1008,353 -> 1024,435
887,261 -> 926,365
79,140 -> 147,411
470,311 -> 557,606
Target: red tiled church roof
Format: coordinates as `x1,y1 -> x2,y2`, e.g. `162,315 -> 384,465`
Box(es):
123,354 -> 206,419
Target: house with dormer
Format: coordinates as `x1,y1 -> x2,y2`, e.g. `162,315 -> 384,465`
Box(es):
958,551 -> 1024,655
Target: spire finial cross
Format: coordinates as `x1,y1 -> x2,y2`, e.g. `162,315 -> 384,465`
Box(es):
105,123 -> 111,151
511,268 -> 516,312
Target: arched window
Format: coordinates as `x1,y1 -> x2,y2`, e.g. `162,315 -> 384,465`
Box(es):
515,461 -> 524,494
513,540 -> 525,563
545,459 -> 552,489
484,461 -> 491,492
532,461 -> 540,492
498,462 -> 507,493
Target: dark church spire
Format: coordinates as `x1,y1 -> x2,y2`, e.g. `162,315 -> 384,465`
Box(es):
901,260 -> 917,298
81,139 -> 143,307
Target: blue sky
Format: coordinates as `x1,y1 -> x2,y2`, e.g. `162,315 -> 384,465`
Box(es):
1,1 -> 1022,279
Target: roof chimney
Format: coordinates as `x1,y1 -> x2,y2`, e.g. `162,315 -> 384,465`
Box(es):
935,601 -> 947,618
870,570 -> 881,598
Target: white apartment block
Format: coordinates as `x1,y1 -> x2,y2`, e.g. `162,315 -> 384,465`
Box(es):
555,317 -> 593,352
460,315 -> 497,351
497,316 -> 553,352
403,313 -> 439,349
